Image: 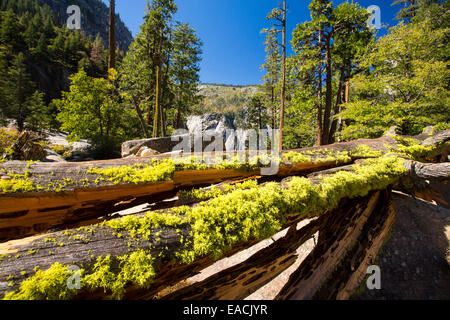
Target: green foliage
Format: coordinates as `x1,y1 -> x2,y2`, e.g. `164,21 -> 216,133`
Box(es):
179,180 -> 259,203
0,127 -> 18,155
396,144 -> 436,161
260,26 -> 282,130
54,69 -> 136,158
0,177 -> 35,193
83,252 -> 155,298
87,160 -> 176,185
116,250 -> 156,290
0,0 -> 132,134
349,145 -> 383,158
4,249 -> 156,301
339,19 -> 449,140
289,1 -> 373,145
105,210 -> 187,241
3,262 -> 81,300
433,122 -> 450,132
282,146 -> 376,165
171,22 -> 203,127
119,1 -> 202,138
0,52 -> 47,131
177,156 -> 408,263
49,144 -> 72,159
245,93 -> 271,130
392,0 -> 443,22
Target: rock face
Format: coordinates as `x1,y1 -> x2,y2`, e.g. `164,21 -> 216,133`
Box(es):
122,113 -> 270,158
121,136 -> 185,158
186,113 -> 236,134
41,0 -> 133,51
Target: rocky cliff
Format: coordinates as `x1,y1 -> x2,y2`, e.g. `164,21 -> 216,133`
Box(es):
40,0 -> 133,51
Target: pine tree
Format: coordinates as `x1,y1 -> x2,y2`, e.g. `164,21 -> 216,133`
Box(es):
291,0 -> 372,145
32,33 -> 47,58
136,0 -> 177,138
266,0 -> 287,151
261,27 -> 281,131
0,9 -> 22,50
171,23 -> 202,129
90,33 -> 107,75
2,52 -> 46,131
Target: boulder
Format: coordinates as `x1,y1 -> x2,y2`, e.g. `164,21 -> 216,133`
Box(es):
138,146 -> 160,157
121,135 -> 188,158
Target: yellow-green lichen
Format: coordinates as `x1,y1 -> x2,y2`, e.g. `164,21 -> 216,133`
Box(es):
105,210 -> 188,241
178,179 -> 259,203
282,149 -> 352,165
87,160 -> 176,185
0,178 -> 35,193
349,145 -> 383,158
4,250 -> 156,301
3,263 -> 81,300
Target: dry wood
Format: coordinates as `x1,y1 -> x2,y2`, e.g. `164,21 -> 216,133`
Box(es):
275,190 -> 390,300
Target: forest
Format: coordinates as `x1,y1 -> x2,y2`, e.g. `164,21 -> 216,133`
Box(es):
0,0 -> 448,158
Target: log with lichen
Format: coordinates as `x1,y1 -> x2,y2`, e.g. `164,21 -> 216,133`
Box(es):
1,130 -> 448,242
0,155 -> 444,300
0,130 -> 448,300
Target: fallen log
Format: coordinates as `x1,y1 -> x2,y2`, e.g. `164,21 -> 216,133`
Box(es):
161,193 -> 381,300
0,128 -> 448,300
274,190 -> 394,300
0,154 -> 430,300
1,130 -> 448,242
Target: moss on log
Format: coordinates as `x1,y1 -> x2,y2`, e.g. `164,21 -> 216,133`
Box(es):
1,130 -> 448,242
0,130 -> 448,300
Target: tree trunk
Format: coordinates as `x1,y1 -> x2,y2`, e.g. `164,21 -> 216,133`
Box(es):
322,36 -> 333,145
107,0 -> 116,71
317,28 -> 324,146
176,79 -> 183,129
160,101 -> 165,138
329,65 -> 346,143
271,84 -> 275,130
1,130 -> 449,300
153,63 -> 161,138
131,95 -> 150,138
278,0 -> 287,152
1,129 -> 448,242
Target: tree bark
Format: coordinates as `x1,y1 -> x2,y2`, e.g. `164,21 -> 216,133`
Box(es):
1,127 -> 449,299
317,28 -> 324,146
322,36 -> 333,145
107,0 -> 116,71
278,0 -> 287,152
131,95 -> 151,139
329,65 -> 346,143
153,62 -> 161,138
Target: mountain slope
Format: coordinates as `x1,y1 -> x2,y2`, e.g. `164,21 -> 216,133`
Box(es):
40,0 -> 133,51
196,84 -> 259,115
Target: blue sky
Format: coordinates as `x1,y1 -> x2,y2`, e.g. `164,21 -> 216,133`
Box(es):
103,0 -> 401,85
